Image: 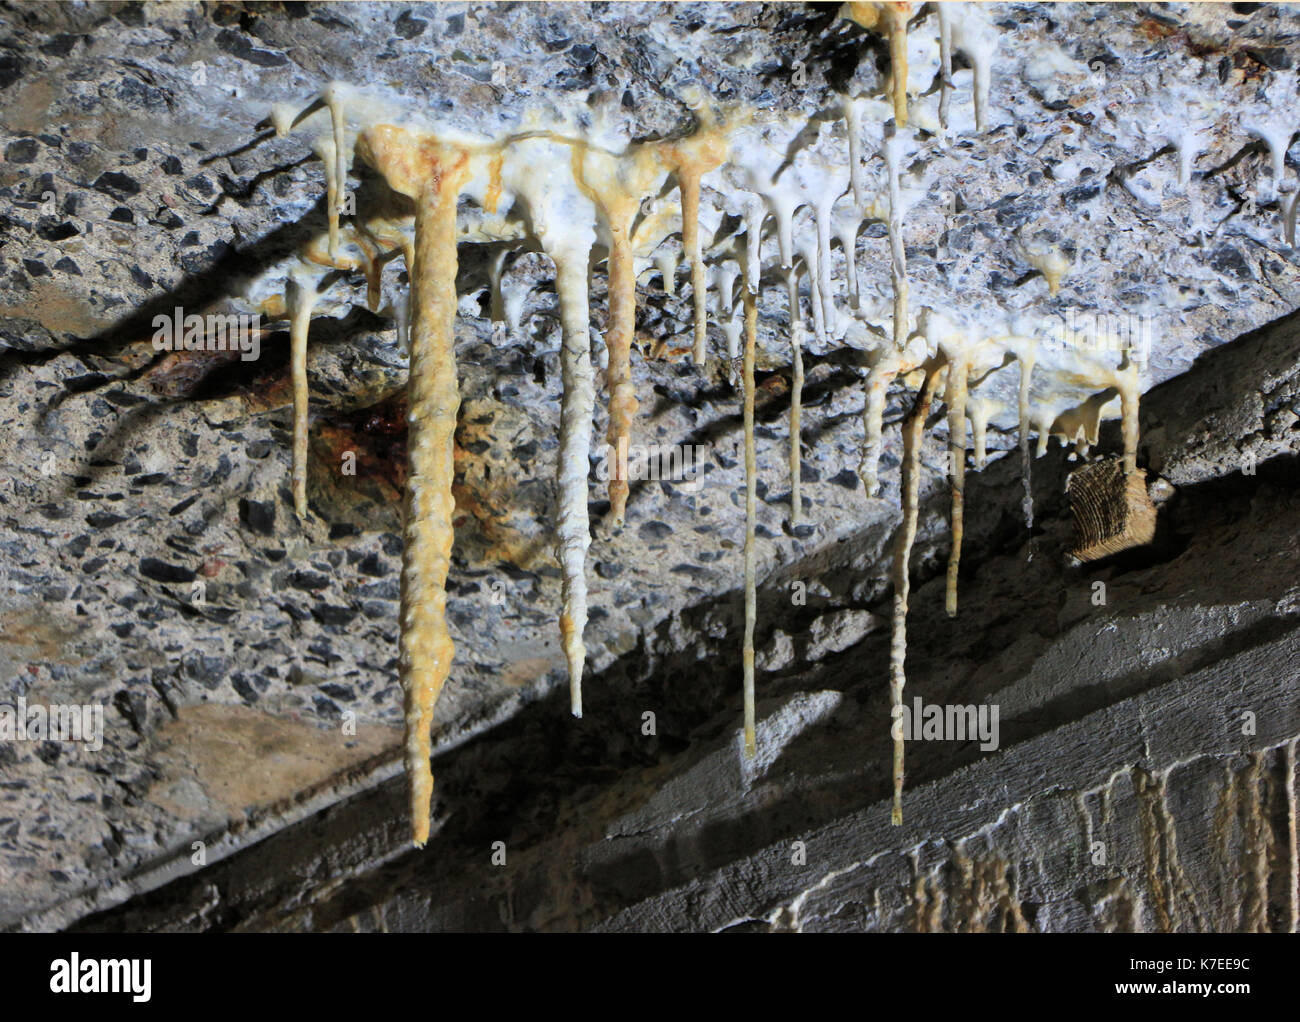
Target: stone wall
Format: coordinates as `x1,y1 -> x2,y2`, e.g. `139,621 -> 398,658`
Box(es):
69,302 -> 1300,933
1,0 -> 1299,932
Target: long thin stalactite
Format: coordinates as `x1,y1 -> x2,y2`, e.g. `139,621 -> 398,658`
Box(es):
891,361 -> 943,825
742,286 -> 759,757
944,356 -> 970,618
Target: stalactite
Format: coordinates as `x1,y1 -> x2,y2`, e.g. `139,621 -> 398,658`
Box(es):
682,170 -> 709,363
665,127 -> 728,365
715,260 -> 742,380
738,197 -> 765,393
944,355 -> 970,618
287,274 -> 319,519
835,205 -> 861,308
760,146 -> 799,273
554,244 -> 597,718
315,136 -> 341,263
813,202 -> 836,329
949,3 -> 999,133
1024,242 -> 1069,296
655,250 -> 677,295
349,226 -> 383,312
891,360 -> 942,825
490,133 -> 604,721
325,84 -> 348,262
744,197 -> 764,297
741,286 -> 759,757
884,130 -> 910,350
1049,390 -> 1112,459
885,3 -> 912,129
1248,120 -> 1293,206
843,94 -> 866,207
859,347 -> 901,497
715,262 -> 740,322
847,3 -> 912,128
360,134 -> 473,849
787,264 -> 805,527
573,145 -> 663,526
938,3 -> 953,129
485,244 -> 510,325
799,241 -> 828,347
1018,352 -> 1036,528
722,306 -> 744,379
604,223 -> 637,525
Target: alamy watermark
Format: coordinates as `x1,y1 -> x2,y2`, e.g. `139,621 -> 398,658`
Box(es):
891,697 -> 1000,751
0,697 -> 104,751
152,307 -> 261,361
50,954 -> 150,1002
593,440 -> 709,493
1038,308 -> 1152,368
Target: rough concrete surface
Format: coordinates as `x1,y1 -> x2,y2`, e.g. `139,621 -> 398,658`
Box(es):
0,1 -> 1297,932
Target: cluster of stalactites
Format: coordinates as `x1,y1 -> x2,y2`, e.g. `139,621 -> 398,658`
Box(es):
267,86 -> 748,843
262,0 -> 1151,843
842,1 -> 1000,134
876,308 -> 1144,825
